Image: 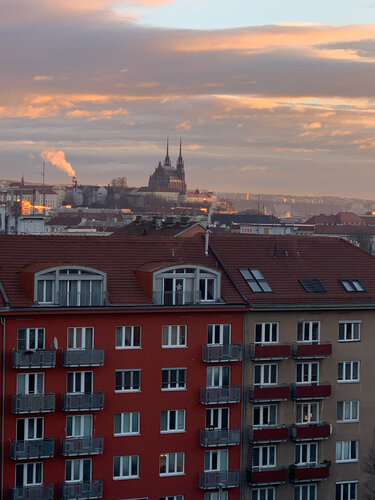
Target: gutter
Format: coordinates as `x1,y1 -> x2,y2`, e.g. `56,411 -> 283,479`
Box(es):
246,302 -> 375,311
1,316 -> 5,500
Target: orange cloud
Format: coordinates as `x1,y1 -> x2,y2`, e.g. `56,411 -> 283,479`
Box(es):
185,144 -> 202,150
33,75 -> 53,81
176,120 -> 192,130
303,122 -> 322,130
66,108 -> 130,120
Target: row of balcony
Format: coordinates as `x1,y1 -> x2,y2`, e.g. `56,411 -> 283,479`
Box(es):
11,393 -> 105,414
249,423 -> 331,443
12,349 -> 105,369
10,436 -> 104,460
247,463 -> 330,485
249,383 -> 331,402
199,470 -> 240,490
9,480 -> 103,500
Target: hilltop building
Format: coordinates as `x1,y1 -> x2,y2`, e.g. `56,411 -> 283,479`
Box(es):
148,139 -> 186,195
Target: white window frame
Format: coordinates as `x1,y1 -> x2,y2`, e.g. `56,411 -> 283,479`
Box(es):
67,371 -> 93,394
254,364 -> 278,386
295,443 -> 318,466
336,440 -> 358,463
206,408 -> 229,429
17,328 -> 45,351
338,361 -> 360,383
251,488 -> 275,500
114,412 -> 140,436
207,324 -> 231,345
115,370 -> 141,392
294,485 -> 317,500
252,445 -> 276,469
338,321 -> 361,342
17,373 -> 44,395
15,462 -> 43,486
253,404 -> 277,427
160,496 -> 184,500
116,326 -> 141,349
161,410 -> 185,433
162,325 -> 187,348
159,452 -> 185,476
65,458 -> 92,483
67,327 -> 94,349
255,323 -> 278,344
67,415 -> 93,438
204,449 -> 228,472
113,455 -> 139,480
161,368 -> 186,390
296,362 -> 319,384
297,322 -> 320,343
296,402 -> 319,424
16,417 -> 44,440
206,366 -> 230,388
337,401 -> 359,423
336,481 -> 358,500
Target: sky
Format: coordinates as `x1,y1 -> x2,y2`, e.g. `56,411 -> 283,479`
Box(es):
2,0 -> 375,197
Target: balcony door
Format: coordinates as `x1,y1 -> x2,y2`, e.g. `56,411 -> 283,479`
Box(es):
204,449 -> 228,471
207,366 -> 230,388
206,408 -> 229,429
67,372 -> 93,394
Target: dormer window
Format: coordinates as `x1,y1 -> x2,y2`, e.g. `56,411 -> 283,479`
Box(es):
35,267 -> 106,306
153,266 -> 220,305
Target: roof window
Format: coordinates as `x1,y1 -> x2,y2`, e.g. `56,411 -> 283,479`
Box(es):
340,279 -> 365,292
299,278 -> 326,293
239,268 -> 272,293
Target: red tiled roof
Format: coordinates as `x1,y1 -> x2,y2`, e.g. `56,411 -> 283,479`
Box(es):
314,225 -> 375,235
305,212 -> 364,225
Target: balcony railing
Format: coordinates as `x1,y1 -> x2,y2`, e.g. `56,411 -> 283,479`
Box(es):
247,468 -> 289,485
200,386 -> 241,405
61,436 -> 104,456
199,470 -> 240,489
60,480 -> 103,500
249,385 -> 290,402
12,394 -> 56,414
10,439 -> 54,460
289,463 -> 330,482
153,290 -> 199,306
200,428 -> 240,447
202,344 -> 243,363
250,344 -> 290,360
292,343 -> 332,359
12,349 -> 56,369
9,484 -> 54,500
290,423 -> 331,441
62,393 -> 105,412
250,426 -> 289,443
62,349 -> 105,367
291,384 -> 331,400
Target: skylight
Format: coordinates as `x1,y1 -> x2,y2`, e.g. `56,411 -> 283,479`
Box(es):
340,279 -> 365,292
239,268 -> 272,293
299,279 -> 326,293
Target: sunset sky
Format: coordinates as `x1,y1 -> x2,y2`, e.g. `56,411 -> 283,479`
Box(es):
2,0 -> 375,196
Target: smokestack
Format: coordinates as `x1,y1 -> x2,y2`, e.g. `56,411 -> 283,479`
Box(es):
72,176 -> 77,187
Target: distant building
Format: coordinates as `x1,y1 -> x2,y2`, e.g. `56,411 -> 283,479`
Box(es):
148,139 -> 186,195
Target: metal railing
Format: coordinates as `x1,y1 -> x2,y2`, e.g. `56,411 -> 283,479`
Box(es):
200,386 -> 241,404
202,344 -> 243,362
62,393 -> 105,411
62,349 -> 105,367
9,484 -> 54,500
12,394 -> 56,414
10,439 -> 54,460
153,290 -> 200,305
61,436 -> 104,456
199,470 -> 240,489
200,428 -> 240,447
60,480 -> 103,499
12,349 -> 56,369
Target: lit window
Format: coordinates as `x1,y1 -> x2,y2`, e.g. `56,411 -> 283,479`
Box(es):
116,326 -> 141,349
162,325 -> 187,348
159,452 -> 184,476
338,322 -> 361,342
340,279 -> 365,292
338,361 -> 360,383
161,369 -> 186,390
295,443 -> 318,466
255,323 -> 278,344
336,481 -> 357,500
240,269 -> 272,293
297,322 -> 320,343
337,401 -> 359,422
114,412 -> 140,435
296,403 -> 319,424
113,455 -> 139,479
115,370 -> 141,392
161,410 -> 185,433
336,441 -> 358,463
299,279 -> 326,293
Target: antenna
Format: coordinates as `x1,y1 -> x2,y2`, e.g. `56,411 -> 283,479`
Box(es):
42,160 -> 46,215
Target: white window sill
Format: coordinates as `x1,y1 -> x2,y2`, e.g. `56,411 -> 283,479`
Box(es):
113,476 -> 140,481
159,472 -> 185,477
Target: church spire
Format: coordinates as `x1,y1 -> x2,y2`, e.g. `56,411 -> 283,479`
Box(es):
163,137 -> 171,167
176,137 -> 186,194
177,137 -> 184,170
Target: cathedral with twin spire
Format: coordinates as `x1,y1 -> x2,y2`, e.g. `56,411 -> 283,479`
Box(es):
148,139 -> 186,194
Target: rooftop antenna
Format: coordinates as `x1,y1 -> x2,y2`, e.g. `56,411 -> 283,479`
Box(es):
42,160 -> 46,215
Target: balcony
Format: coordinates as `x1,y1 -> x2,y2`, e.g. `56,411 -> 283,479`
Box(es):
292,343 -> 332,359
60,480 -> 103,500
250,426 -> 289,443
289,463 -> 330,482
200,428 -> 240,447
61,436 -> 104,456
12,349 -> 56,369
249,385 -> 290,402
12,394 -> 56,414
291,384 -> 331,400
153,290 -> 199,306
199,470 -> 240,489
10,439 -> 54,460
250,344 -> 290,360
62,393 -> 105,412
62,349 -> 105,367
200,386 -> 241,405
290,423 -> 331,441
202,344 -> 243,363
9,484 -> 54,500
247,468 -> 289,485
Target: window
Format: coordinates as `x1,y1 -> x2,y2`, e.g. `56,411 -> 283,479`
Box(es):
204,449 -> 228,471
17,328 -> 45,350
336,482 -> 357,500
17,418 -> 43,440
338,322 -> 361,342
296,403 -> 319,424
251,489 -> 275,500
67,327 -> 93,349
207,324 -> 231,345
162,325 -> 186,348
253,446 -> 276,469
295,485 -> 317,500
296,362 -> 319,384
337,401 -> 359,422
240,268 -> 272,293
297,322 -> 320,343
17,373 -> 44,394
254,364 -> 278,385
115,370 -> 141,392
65,458 -> 91,482
160,496 -> 184,500
206,408 -> 229,429
253,405 -> 277,427
113,455 -> 139,479
161,410 -> 185,433
116,326 -> 141,349
338,361 -> 360,383
340,279 -> 365,292
114,412 -> 140,435
299,279 -> 326,293
336,441 -> 358,463
255,323 -> 278,344
162,369 -> 186,390
295,443 -> 318,466
159,452 -> 184,476
15,463 -> 42,487
67,415 -> 92,437
36,266 -> 105,306
200,277 -> 215,301
206,366 -> 230,387
67,371 -> 93,393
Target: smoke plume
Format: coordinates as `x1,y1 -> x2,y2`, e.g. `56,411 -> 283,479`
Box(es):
41,150 -> 76,177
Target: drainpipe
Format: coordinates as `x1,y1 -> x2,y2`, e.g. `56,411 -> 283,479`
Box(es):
1,316 -> 6,500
